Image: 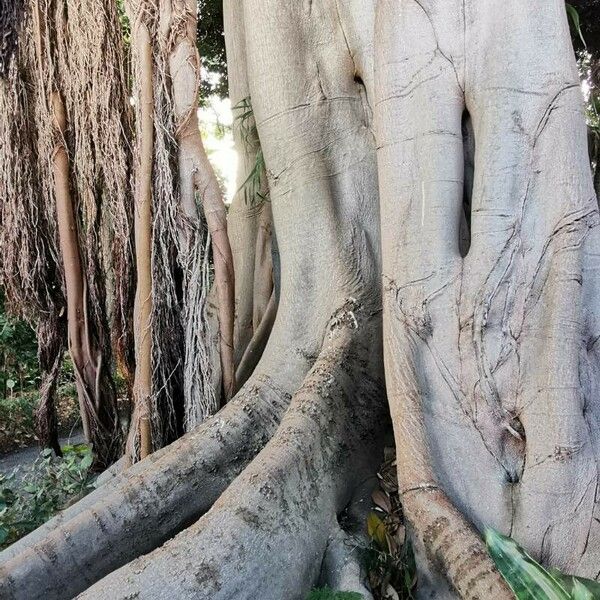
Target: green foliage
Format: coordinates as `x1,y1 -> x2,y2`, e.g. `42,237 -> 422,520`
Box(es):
0,392 -> 38,451
588,92 -> 600,132
306,588 -> 363,600
0,288 -> 81,451
566,3 -> 586,48
0,297 -> 39,398
0,444 -> 94,549
197,0 -> 227,100
485,529 -> 600,600
0,362 -> 79,453
233,97 -> 268,206
567,1 -> 600,54
116,0 -> 130,47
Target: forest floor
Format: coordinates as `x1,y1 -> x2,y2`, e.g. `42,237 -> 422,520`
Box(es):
0,428 -> 84,478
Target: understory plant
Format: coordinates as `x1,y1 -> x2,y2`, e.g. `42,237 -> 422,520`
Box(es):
486,529 -> 600,600
0,444 -> 94,549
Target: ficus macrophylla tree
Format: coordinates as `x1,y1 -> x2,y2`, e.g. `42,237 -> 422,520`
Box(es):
1,0 -> 600,599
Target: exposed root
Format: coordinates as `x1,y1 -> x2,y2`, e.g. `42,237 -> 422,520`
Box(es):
0,368 -> 297,599
320,527 -> 374,599
319,478 -> 379,598
77,311 -> 386,599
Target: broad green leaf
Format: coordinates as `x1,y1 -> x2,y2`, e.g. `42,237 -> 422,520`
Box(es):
485,529 -> 570,600
80,453 -> 93,470
565,3 -> 586,47
571,580 -> 594,600
549,569 -> 600,598
0,527 -> 8,545
367,512 -> 388,549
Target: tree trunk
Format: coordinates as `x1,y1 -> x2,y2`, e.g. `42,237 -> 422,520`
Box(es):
1,1 -> 600,599
376,0 -> 600,595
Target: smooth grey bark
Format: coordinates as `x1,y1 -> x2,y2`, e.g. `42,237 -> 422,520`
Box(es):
376,0 -> 600,596
1,1 -> 599,599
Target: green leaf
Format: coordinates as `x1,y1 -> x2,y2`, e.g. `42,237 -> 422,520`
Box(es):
549,569 -> 600,598
565,3 -> 586,47
79,453 -> 93,471
367,512 -> 388,550
0,527 -> 8,545
485,529 -> 570,600
571,580 -> 594,600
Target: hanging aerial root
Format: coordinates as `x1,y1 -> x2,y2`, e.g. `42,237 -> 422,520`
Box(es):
126,0 -> 155,462
34,312 -> 66,456
236,291 -> 277,388
49,86 -> 120,469
0,0 -> 24,78
25,0 -> 128,468
252,200 -> 274,330
167,0 -> 236,404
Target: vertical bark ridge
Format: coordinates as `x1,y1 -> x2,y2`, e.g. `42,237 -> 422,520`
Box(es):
224,1 -> 276,369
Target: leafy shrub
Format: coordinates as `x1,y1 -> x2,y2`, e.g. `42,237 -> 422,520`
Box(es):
0,302 -> 39,399
0,444 -> 94,549
0,392 -> 38,450
306,589 -> 363,600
